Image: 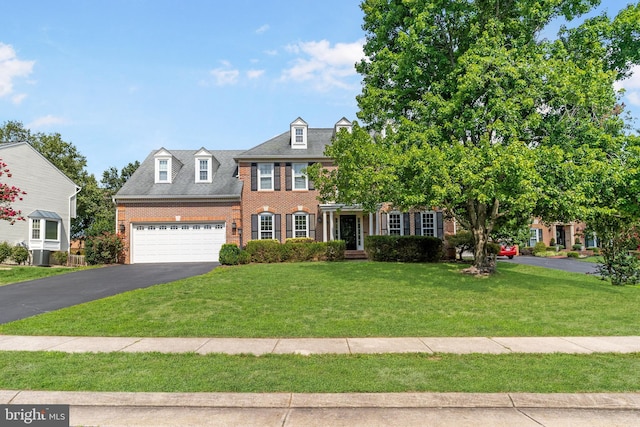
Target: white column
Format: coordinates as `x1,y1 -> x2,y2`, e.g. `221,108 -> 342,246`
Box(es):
376,210 -> 381,235
322,211 -> 328,242
329,211 -> 335,241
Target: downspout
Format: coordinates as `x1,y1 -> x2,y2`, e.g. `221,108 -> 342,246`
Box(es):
68,185 -> 82,252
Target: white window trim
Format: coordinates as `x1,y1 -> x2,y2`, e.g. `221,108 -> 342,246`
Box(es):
529,228 -> 543,247
31,219 -> 41,240
258,163 -> 274,191
195,157 -> 212,183
421,211 -> 436,237
388,212 -> 403,236
292,163 -> 308,191
259,213 -> 275,240
155,157 -> 172,183
293,213 -> 309,238
44,220 -> 60,241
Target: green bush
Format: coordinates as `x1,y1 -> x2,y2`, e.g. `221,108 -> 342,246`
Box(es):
519,246 -> 533,256
567,251 -> 579,258
445,231 -> 474,260
11,245 -> 29,265
572,244 -> 583,251
85,232 -> 124,265
238,250 -> 251,264
219,244 -> 241,265
587,247 -> 600,255
486,242 -> 501,255
365,236 -> 443,263
533,242 -> 547,255
245,240 -> 282,263
51,251 -> 68,265
324,240 -> 346,261
0,241 -> 12,264
549,238 -> 556,247
282,241 -> 326,262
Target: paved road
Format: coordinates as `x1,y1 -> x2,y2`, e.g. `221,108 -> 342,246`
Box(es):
499,255 -> 599,275
0,263 -> 217,324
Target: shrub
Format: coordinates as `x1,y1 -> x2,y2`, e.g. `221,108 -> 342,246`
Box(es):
85,232 -> 124,265
365,236 -> 443,263
51,251 -> 68,265
238,250 -> 251,264
282,240 -> 326,262
587,247 -> 600,255
486,242 -> 501,255
549,238 -> 556,247
445,231 -> 474,260
572,244 -> 583,251
245,240 -> 282,263
519,246 -> 533,256
0,241 -> 12,264
11,245 -> 29,265
567,251 -> 579,258
533,242 -> 547,255
324,240 -> 346,261
219,243 -> 241,265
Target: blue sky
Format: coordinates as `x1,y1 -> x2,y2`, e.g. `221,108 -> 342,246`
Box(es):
1,0 -> 638,177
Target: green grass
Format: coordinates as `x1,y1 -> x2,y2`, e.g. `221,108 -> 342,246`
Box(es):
577,256 -> 604,264
1,261 -> 638,337
0,265 -> 93,286
1,351 -> 639,393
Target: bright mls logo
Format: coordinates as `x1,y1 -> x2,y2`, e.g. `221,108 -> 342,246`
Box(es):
1,405 -> 69,426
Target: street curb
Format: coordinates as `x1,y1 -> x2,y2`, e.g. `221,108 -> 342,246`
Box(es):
3,391 -> 640,410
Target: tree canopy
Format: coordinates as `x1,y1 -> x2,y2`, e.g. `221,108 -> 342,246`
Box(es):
310,0 -> 640,272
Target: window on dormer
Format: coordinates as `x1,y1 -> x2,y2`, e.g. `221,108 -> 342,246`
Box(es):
295,128 -> 304,143
158,159 -> 169,182
198,159 -> 209,182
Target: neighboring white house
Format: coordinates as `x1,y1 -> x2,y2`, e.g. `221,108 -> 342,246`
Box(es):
0,142 -> 80,257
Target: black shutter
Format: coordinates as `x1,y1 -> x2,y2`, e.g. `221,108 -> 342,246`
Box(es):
308,162 -> 315,190
403,213 -> 410,236
309,214 -> 316,239
414,213 -> 422,236
251,214 -> 258,240
274,163 -> 281,191
275,214 -> 282,241
286,214 -> 292,238
250,163 -> 257,191
436,211 -> 444,239
285,163 -> 292,191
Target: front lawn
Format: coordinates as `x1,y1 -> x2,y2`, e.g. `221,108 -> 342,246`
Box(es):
0,265 -> 92,286
1,261 -> 637,337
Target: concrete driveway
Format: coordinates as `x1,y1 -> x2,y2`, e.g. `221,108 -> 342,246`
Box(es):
0,263 -> 217,324
499,255 -> 599,275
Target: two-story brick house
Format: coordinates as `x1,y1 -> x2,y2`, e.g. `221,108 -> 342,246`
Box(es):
114,117 -> 450,263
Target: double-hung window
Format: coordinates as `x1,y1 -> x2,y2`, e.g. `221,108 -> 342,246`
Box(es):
45,220 -> 58,240
293,213 -> 309,238
292,163 -> 308,190
421,212 -> 436,237
199,159 -> 208,181
158,160 -> 168,182
260,213 -> 274,239
31,219 -> 41,239
258,163 -> 274,190
388,213 -> 402,235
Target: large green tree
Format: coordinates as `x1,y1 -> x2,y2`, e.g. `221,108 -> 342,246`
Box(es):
311,0 -> 640,272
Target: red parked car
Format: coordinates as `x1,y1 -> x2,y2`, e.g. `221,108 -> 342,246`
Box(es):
498,244 -> 517,259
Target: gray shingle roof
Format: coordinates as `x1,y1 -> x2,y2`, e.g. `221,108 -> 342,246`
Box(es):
28,210 -> 63,220
234,128 -> 334,160
115,149 -> 244,199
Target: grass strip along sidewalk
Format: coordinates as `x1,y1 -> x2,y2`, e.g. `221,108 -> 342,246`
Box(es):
1,262 -> 639,393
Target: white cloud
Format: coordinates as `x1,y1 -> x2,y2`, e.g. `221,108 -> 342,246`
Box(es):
264,49 -> 278,56
27,115 -> 68,129
209,61 -> 240,86
0,43 -> 35,98
280,39 -> 365,91
255,24 -> 270,34
11,93 -> 27,104
247,69 -> 265,79
627,91 -> 640,107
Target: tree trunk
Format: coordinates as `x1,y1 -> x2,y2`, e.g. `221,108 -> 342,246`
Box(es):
463,199 -> 497,275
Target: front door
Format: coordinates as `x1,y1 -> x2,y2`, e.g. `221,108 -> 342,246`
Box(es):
340,215 -> 357,250
556,226 -> 566,248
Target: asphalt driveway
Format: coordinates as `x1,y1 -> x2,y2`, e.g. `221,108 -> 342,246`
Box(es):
499,255 -> 599,275
0,263 -> 218,324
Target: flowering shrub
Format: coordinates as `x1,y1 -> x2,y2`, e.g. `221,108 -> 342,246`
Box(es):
0,159 -> 27,224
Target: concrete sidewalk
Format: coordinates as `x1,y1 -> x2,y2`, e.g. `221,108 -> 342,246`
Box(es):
3,390 -> 640,426
1,335 -> 640,354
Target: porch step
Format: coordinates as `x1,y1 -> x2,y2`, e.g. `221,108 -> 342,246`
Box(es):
345,250 -> 368,260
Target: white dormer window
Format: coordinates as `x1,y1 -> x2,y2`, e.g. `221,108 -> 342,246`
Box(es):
154,148 -> 173,184
290,117 -> 308,149
194,148 -> 213,183
334,117 -> 352,135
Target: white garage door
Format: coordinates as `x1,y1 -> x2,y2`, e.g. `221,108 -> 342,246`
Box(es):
132,223 -> 226,263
